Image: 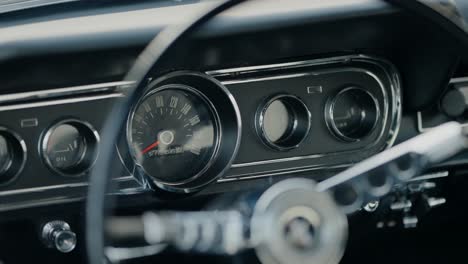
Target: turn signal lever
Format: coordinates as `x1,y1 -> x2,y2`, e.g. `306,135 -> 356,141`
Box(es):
106,122 -> 468,264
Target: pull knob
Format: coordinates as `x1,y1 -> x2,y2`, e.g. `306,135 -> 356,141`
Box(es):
41,220 -> 77,253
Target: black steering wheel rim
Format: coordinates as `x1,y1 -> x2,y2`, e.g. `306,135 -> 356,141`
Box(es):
86,1 -> 247,263
86,1 -> 468,263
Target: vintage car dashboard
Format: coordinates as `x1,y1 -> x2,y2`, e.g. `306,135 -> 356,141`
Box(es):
2,3 -> 468,263
0,0 -> 462,211
3,0 -> 468,263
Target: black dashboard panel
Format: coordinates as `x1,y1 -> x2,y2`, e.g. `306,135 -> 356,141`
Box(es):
0,85 -> 140,211
216,55 -> 401,181
0,54 -> 401,210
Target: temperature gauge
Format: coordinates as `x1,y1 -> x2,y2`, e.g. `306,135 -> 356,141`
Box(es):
41,120 -> 99,176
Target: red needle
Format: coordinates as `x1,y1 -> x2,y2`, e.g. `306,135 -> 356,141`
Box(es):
141,140 -> 160,154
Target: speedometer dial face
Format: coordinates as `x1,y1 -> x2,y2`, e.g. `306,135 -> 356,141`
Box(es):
128,85 -> 219,184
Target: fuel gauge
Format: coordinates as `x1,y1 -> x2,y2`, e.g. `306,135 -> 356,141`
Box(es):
41,120 -> 99,177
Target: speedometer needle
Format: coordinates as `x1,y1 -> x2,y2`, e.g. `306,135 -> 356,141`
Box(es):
141,140 -> 160,154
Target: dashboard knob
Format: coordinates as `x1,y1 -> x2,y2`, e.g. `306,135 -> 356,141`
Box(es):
441,88 -> 466,118
41,220 -> 77,253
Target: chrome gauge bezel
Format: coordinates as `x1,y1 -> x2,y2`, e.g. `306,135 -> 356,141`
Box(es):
40,119 -> 100,177
126,84 -> 222,187
0,127 -> 27,186
122,71 -> 242,193
255,94 -> 311,151
325,87 -> 380,142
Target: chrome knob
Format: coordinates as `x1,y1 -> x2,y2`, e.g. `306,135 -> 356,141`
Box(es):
41,220 -> 77,253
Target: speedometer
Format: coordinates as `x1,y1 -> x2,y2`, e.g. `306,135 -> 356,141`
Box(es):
128,84 -> 220,185
121,72 -> 241,193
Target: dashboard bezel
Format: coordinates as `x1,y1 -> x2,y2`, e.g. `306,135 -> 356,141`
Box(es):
324,86 -> 381,142
120,71 -> 242,193
0,54 -> 402,210
210,55 -> 402,181
126,83 -> 223,188
255,94 -> 312,151
40,118 -> 100,177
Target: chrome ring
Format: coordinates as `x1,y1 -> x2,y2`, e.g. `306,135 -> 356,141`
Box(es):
325,86 -> 380,142
40,119 -> 100,177
126,84 -> 222,187
121,71 -> 242,193
255,94 -> 311,151
0,127 -> 27,186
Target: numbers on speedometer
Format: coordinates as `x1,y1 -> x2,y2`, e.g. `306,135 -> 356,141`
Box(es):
128,85 -> 220,185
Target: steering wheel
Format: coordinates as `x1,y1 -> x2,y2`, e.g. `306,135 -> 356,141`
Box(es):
86,1 -> 468,263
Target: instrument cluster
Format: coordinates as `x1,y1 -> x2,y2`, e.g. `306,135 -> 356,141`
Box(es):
0,55 -> 401,209
210,55 -> 401,181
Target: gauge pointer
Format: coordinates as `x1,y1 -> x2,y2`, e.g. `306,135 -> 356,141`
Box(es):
141,140 -> 160,154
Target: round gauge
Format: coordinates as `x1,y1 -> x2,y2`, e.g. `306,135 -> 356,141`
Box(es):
0,128 -> 27,186
41,120 -> 99,176
128,84 -> 220,185
256,94 -> 311,151
325,87 -> 379,142
0,135 -> 12,175
44,124 -> 87,170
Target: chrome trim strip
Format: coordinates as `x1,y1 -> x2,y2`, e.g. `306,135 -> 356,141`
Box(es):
0,175 -> 135,197
221,73 -> 311,85
0,197 -> 85,212
218,163 -> 352,182
113,175 -> 135,182
0,93 -> 124,111
0,0 -> 78,15
408,171 -> 449,182
0,182 -> 89,196
0,81 -> 134,105
231,153 -> 329,168
207,56 -> 355,76
211,55 -> 402,169
0,185 -> 147,212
